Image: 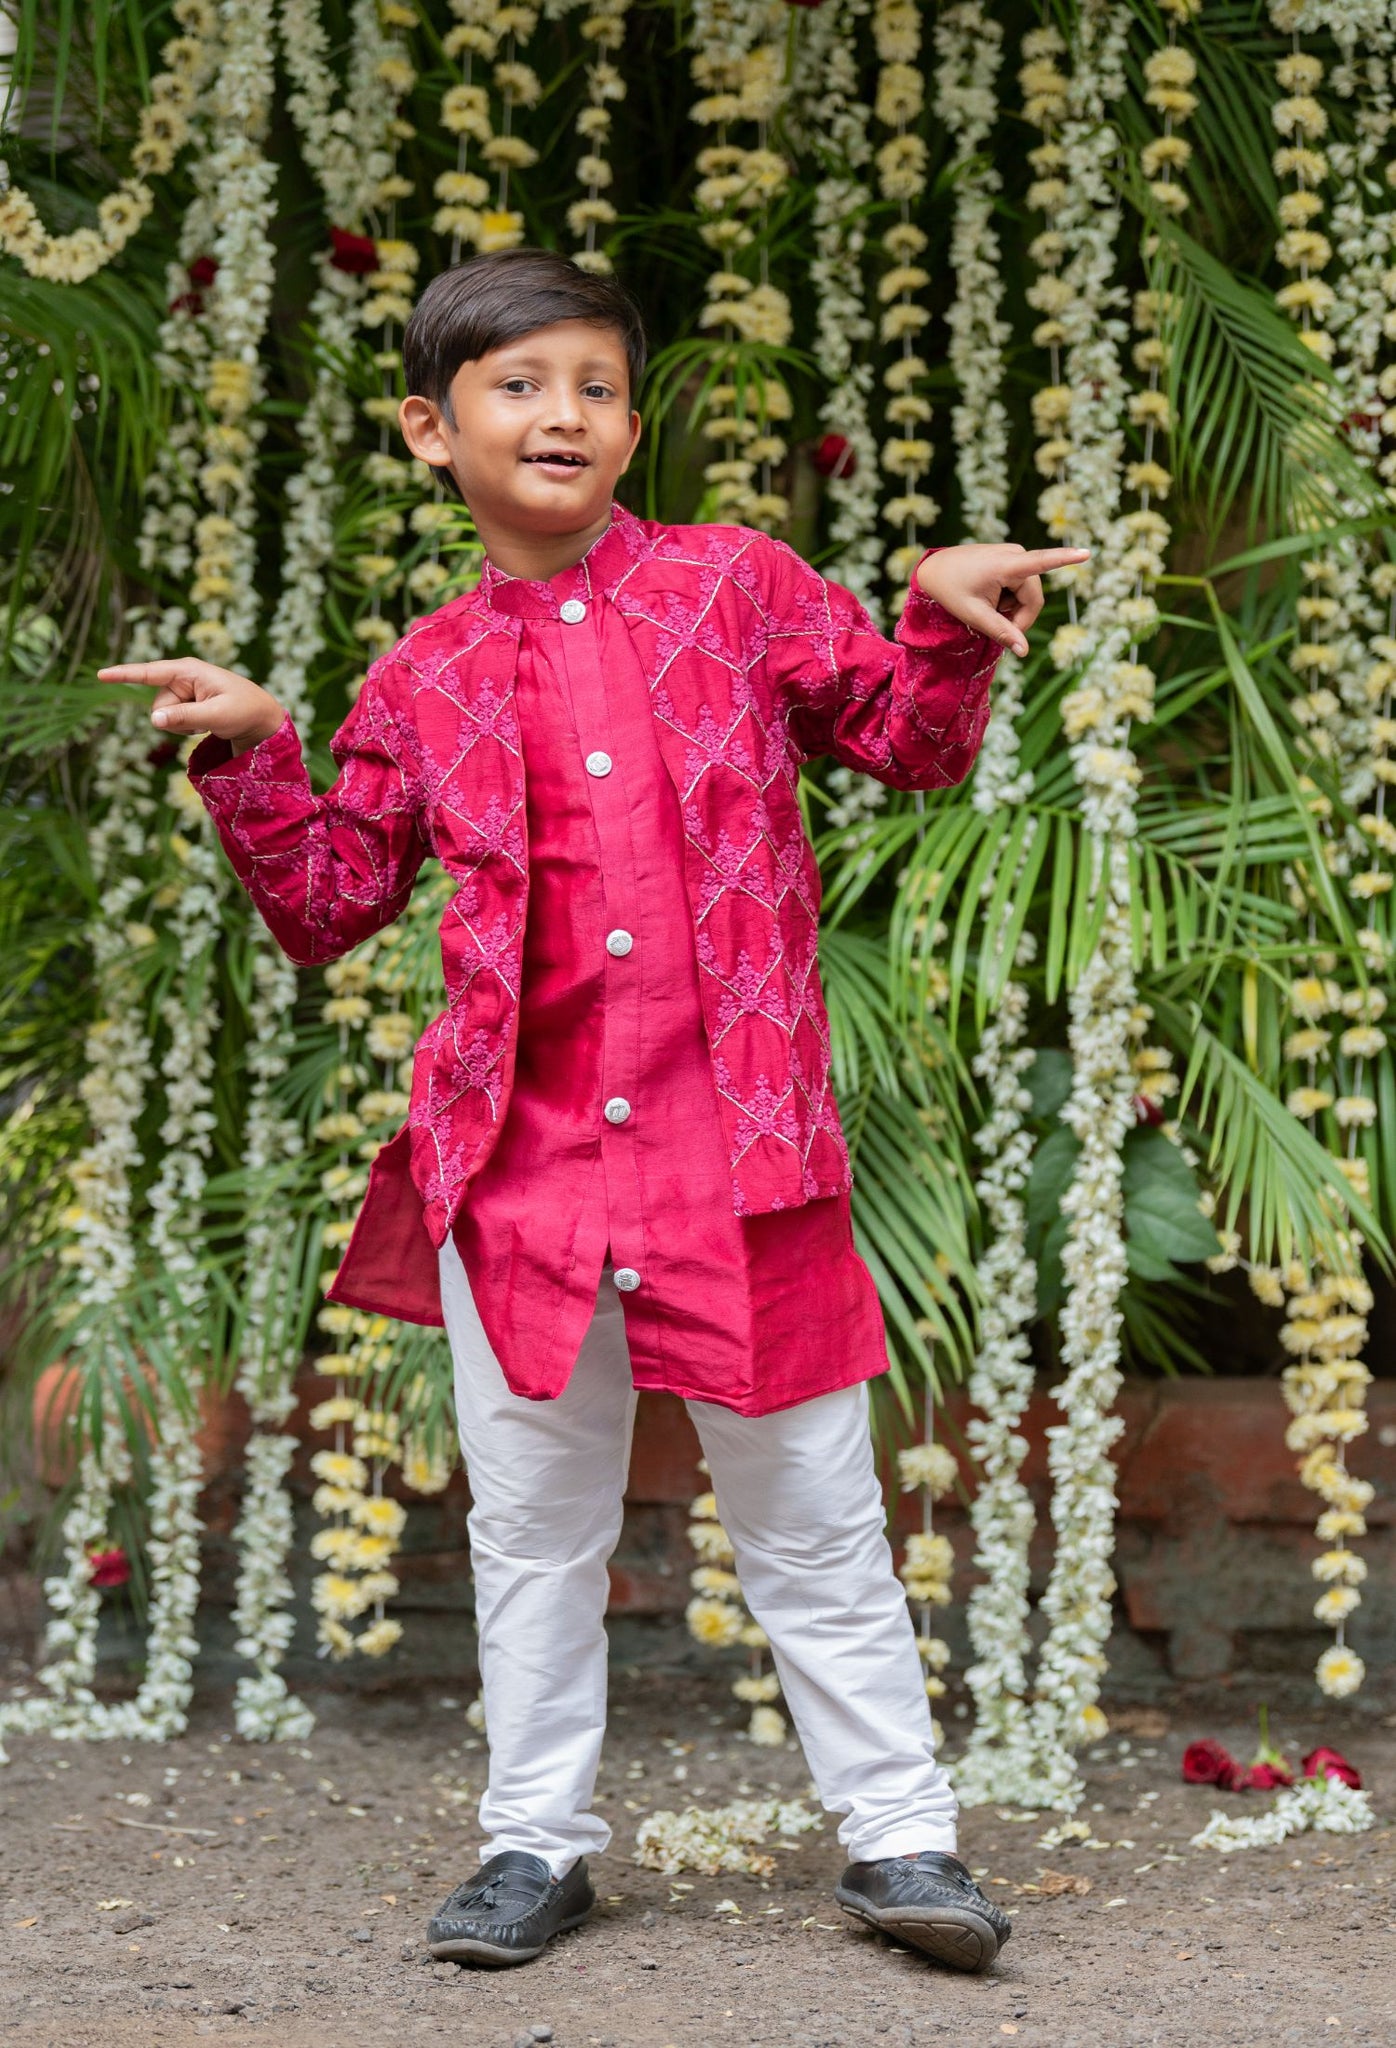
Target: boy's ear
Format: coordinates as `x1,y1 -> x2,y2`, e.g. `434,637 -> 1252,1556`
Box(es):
622,407 -> 643,471
399,395 -> 454,469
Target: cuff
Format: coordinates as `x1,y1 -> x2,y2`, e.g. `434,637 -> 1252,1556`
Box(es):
187,711 -> 299,787
899,549 -> 1001,673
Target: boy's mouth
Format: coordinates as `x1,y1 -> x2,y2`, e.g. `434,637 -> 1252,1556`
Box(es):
522,451 -> 590,475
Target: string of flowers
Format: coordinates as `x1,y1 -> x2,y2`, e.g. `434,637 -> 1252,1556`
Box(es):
804,0 -> 882,609
689,0 -> 795,534
871,0 -> 937,588
896,1417 -> 958,1748
1012,0 -> 1142,1810
932,0 -> 1009,549
1250,4 -> 1391,1705
685,1480 -> 786,1747
928,0 -> 1043,1806
221,0 -> 411,1742
0,0 -> 219,283
569,0 -> 631,272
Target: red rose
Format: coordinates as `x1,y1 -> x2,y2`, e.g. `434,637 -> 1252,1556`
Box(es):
188,256 -> 219,288
1132,1093 -> 1165,1127
1244,1761 -> 1293,1790
812,433 -> 856,479
87,1546 -> 132,1589
1303,1745 -> 1361,1790
330,227 -> 379,275
1181,1738 -> 1246,1791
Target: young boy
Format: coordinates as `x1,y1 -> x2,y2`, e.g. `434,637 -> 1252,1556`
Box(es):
100,249 -> 1086,1975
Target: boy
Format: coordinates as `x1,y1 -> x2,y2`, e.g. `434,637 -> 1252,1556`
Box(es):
100,248 -> 1087,1975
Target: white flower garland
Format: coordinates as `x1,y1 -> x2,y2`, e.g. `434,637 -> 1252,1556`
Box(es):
1011,1 -> 1141,1811
1191,1771 -> 1375,1853
871,0 -> 937,587
805,0 -> 882,608
689,0 -> 795,534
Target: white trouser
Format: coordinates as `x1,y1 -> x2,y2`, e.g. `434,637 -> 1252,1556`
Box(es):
439,1235 -> 957,1874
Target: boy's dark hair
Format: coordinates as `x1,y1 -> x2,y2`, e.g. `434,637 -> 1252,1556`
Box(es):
403,249 -> 647,416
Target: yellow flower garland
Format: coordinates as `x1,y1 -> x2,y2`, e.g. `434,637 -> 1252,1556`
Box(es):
0,0 -> 217,283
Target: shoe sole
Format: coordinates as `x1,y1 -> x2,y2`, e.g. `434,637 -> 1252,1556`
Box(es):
833,1887 -> 1002,1972
427,1902 -> 593,1967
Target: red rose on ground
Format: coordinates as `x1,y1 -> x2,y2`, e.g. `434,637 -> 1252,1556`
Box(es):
330,227 -> 378,274
1182,1738 -> 1246,1790
1244,1762 -> 1293,1790
87,1546 -> 131,1589
1303,1746 -> 1361,1789
812,433 -> 856,479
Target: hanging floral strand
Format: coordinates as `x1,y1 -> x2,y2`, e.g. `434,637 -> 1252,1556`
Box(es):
871,0 -> 938,587
569,1 -> 632,272
805,0 -> 882,609
689,0 -> 795,534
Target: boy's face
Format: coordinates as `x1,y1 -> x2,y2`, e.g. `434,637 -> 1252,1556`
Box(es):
399,318 -> 641,543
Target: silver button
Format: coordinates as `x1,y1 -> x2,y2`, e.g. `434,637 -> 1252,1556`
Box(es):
603,1096 -> 632,1124
606,928 -> 634,957
585,750 -> 613,777
613,1267 -> 641,1292
560,597 -> 587,624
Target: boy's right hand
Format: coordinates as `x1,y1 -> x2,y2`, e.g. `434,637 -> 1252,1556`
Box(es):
96,658 -> 285,758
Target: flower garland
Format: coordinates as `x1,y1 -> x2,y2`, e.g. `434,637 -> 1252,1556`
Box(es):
896,1424 -> 958,1747
871,0 -> 937,588
222,0 -> 412,1741
569,0 -> 632,273
932,0 -> 1041,1808
0,0 -> 219,283
1191,1770 -> 1375,1853
1009,1 -> 1144,1811
436,1 -> 544,259
685,1481 -> 786,1747
689,0 -> 795,534
307,927 -> 454,1664
952,973 -> 1042,1806
3,0 -> 285,1757
805,0 -> 882,608
1250,5 -> 1392,1705
932,0 -> 1010,548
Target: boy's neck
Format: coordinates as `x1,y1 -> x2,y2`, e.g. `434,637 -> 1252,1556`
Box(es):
475,504 -> 616,584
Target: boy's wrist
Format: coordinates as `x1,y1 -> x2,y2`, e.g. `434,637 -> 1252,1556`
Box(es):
228,703 -> 286,757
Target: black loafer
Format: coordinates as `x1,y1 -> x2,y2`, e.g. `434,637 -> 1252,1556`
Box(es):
834,1850 -> 1011,1972
426,1849 -> 594,1966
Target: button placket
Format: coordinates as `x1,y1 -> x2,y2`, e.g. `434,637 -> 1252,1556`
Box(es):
552,602 -> 647,1306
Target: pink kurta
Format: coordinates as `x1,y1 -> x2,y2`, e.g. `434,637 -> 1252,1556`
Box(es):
451,571 -> 887,1413
188,506 -> 1001,1411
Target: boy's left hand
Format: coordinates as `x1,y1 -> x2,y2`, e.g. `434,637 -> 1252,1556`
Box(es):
916,543 -> 1092,658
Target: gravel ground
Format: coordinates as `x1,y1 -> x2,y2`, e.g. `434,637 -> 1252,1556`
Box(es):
0,1671 -> 1392,2048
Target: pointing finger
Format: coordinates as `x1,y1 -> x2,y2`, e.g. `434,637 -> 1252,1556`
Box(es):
1002,547 -> 1091,579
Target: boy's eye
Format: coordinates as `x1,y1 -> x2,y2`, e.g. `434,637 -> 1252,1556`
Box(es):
501,377 -> 535,394
583,383 -> 613,400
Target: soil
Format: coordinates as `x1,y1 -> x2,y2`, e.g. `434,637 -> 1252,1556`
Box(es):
0,1670 -> 1392,2048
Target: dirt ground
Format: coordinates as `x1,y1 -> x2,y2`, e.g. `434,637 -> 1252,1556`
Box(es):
0,1668 -> 1392,2048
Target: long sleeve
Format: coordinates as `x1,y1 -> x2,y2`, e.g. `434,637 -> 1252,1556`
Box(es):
759,535 -> 1000,791
186,653 -> 428,967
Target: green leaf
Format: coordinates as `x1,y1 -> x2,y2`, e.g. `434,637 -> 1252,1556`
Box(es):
1122,1128 -> 1221,1265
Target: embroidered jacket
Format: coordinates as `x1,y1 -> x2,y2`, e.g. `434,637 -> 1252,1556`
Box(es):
189,506 -> 999,1254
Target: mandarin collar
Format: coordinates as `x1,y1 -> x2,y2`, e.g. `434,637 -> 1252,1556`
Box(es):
478,502 -> 653,618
